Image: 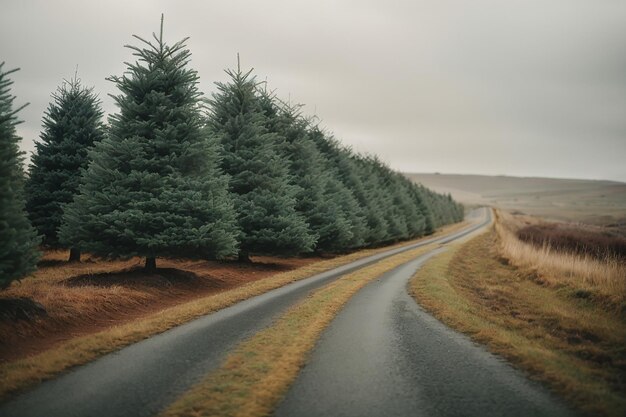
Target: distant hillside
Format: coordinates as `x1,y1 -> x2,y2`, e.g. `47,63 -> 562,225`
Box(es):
406,173 -> 626,227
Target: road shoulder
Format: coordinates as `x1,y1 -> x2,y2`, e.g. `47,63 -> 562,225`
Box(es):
409,226 -> 626,417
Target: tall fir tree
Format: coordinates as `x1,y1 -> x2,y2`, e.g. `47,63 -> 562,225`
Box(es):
0,63 -> 40,288
358,157 -> 409,243
393,173 -> 427,238
208,59 -> 315,261
59,17 -> 239,270
261,96 -> 355,252
308,127 -> 371,246
411,186 -> 436,235
319,175 -> 363,250
350,155 -> 395,245
26,78 -> 105,261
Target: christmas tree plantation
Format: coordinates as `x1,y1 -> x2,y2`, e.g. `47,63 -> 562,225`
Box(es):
10,16 -> 465,275
207,60 -> 315,262
60,18 -> 239,270
261,97 -> 358,252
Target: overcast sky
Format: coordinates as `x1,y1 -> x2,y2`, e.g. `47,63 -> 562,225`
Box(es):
2,0 -> 625,182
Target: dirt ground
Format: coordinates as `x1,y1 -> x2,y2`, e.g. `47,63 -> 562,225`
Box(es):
0,250 -> 324,363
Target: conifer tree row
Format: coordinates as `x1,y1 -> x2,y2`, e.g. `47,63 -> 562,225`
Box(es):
207,59 -> 315,262
259,94 -> 359,252
3,18 -> 464,279
209,66 -> 463,252
253,81 -> 464,248
60,17 -> 239,270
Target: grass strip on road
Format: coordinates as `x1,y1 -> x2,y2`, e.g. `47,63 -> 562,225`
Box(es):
409,228 -> 626,417
160,243 -> 441,417
0,222 -> 467,401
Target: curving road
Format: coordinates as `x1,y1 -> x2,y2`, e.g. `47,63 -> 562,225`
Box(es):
274,210 -> 577,417
0,209 -> 489,417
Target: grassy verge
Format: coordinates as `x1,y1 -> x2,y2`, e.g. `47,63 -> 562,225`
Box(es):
160,242 -> 444,417
409,226 -> 626,417
0,222 -> 467,401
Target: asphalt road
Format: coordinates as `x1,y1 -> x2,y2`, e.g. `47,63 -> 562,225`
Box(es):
0,209 -> 490,417
274,214 -> 577,417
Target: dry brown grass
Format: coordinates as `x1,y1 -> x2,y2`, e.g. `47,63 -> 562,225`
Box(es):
410,223 -> 626,417
0,221 -> 468,401
495,211 -> 626,309
0,255 -> 355,400
0,251 -> 321,362
160,243 -> 438,417
516,223 -> 626,260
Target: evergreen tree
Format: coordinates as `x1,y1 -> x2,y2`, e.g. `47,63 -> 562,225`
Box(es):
0,63 -> 40,288
411,186 -> 436,235
307,127 -> 369,247
262,96 -> 354,252
59,17 -> 238,270
207,60 -> 315,261
307,124 -> 462,247
320,175 -> 362,250
26,78 -> 105,261
365,158 -> 410,242
370,159 -> 428,239
351,155 -> 397,244
397,178 -> 427,237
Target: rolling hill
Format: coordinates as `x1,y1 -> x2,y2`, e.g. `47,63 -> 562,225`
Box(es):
406,173 -> 626,227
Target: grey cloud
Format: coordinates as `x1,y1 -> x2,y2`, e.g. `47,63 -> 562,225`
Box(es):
2,0 -> 625,181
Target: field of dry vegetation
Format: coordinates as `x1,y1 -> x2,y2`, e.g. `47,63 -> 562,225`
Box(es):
516,222 -> 626,261
410,210 -> 626,417
498,211 -> 626,311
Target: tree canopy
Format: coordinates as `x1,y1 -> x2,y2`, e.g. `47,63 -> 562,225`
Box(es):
0,63 -> 40,288
59,18 -> 239,270
26,77 -> 105,261
10,17 -> 465,275
207,61 -> 315,261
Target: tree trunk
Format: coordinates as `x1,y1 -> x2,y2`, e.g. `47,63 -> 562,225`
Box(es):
145,257 -> 157,272
68,248 -> 81,262
238,250 -> 251,263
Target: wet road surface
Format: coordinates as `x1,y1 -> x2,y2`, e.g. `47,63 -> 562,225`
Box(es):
274,213 -> 577,417
0,210 -> 489,417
